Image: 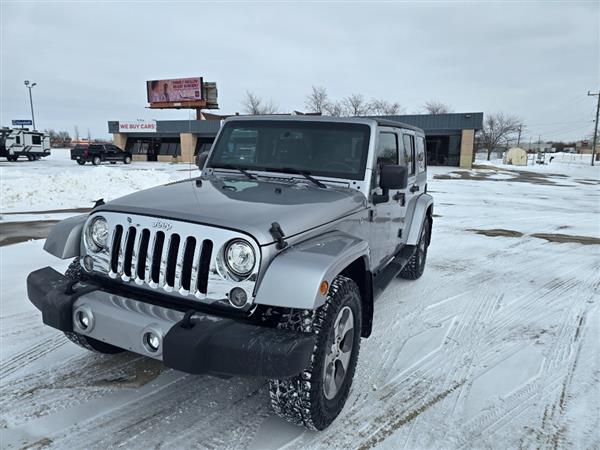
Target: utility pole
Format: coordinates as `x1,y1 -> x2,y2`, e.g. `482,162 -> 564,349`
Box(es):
517,125 -> 522,147
588,91 -> 599,166
24,80 -> 37,130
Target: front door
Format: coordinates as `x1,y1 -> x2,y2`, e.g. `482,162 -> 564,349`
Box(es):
147,139 -> 160,161
369,130 -> 401,271
105,145 -> 119,161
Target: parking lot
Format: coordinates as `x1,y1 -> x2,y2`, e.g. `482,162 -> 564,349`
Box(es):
1,151 -> 598,449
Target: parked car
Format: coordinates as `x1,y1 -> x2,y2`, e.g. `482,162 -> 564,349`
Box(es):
1,128 -> 51,161
71,143 -> 132,165
27,116 -> 433,430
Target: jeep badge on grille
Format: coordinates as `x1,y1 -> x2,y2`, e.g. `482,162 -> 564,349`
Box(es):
152,220 -> 172,231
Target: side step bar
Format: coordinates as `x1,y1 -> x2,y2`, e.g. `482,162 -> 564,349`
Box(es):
373,245 -> 416,299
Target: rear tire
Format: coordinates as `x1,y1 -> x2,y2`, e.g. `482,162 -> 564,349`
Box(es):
63,259 -> 124,354
123,155 -> 132,164
6,155 -> 17,162
76,160 -> 86,165
92,156 -> 101,165
399,217 -> 431,280
269,275 -> 362,430
26,154 -> 34,161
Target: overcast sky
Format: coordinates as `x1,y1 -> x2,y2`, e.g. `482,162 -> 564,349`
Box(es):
1,1 -> 598,142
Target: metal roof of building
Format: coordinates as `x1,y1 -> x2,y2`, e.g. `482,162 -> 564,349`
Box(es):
375,112 -> 484,132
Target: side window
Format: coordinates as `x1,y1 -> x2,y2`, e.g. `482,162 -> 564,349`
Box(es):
32,135 -> 41,145
16,136 -> 21,144
376,132 -> 398,165
402,134 -> 415,176
373,132 -> 398,189
416,136 -> 426,172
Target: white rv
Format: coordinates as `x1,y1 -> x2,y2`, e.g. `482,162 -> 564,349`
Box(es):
0,128 -> 51,161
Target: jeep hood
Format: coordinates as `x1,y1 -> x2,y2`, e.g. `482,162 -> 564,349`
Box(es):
94,176 -> 367,246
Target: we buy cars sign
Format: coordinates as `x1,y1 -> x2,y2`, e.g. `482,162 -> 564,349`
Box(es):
118,121 -> 157,133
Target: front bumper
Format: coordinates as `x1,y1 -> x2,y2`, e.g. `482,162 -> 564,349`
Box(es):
27,267 -> 315,378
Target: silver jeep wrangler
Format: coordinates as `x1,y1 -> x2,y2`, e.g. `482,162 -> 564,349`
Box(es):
27,116 -> 433,430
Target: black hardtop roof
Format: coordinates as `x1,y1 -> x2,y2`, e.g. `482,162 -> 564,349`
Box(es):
367,117 -> 424,133
222,115 -> 424,134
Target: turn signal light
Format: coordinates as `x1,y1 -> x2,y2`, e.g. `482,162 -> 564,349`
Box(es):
319,281 -> 329,296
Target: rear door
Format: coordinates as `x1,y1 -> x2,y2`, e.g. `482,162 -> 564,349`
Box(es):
89,144 -> 104,160
400,132 -> 421,244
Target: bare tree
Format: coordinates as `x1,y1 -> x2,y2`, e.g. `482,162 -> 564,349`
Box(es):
305,86 -> 329,114
422,100 -> 453,114
87,129 -> 91,141
242,91 -> 279,115
369,98 -> 403,115
58,131 -> 71,147
323,100 -> 344,117
342,93 -> 371,116
74,125 -> 80,141
481,112 -> 523,160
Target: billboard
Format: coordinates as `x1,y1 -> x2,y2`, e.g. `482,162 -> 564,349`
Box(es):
119,120 -> 157,133
147,77 -> 203,105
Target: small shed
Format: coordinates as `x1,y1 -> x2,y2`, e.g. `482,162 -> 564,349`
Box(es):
504,147 -> 528,166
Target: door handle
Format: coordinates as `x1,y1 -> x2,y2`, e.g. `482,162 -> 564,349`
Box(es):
410,185 -> 420,193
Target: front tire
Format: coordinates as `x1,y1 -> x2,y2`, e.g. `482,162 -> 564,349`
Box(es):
63,259 -> 124,354
92,156 -> 101,165
399,217 -> 431,280
269,275 -> 362,430
123,155 -> 132,164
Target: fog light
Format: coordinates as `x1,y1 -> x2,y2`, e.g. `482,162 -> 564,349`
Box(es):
83,255 -> 94,272
229,287 -> 248,308
77,311 -> 90,328
73,306 -> 94,332
144,332 -> 160,353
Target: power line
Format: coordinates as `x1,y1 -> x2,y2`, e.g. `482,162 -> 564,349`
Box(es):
525,121 -> 595,139
526,118 -> 594,127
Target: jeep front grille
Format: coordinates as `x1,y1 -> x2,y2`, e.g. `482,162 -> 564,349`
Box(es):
109,225 -> 214,294
83,212 -> 260,304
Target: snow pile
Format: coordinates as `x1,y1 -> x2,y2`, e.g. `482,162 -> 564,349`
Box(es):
1,151 -> 192,213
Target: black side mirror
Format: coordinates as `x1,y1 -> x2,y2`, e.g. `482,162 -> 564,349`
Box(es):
373,165 -> 408,204
196,151 -> 209,170
380,165 -> 408,190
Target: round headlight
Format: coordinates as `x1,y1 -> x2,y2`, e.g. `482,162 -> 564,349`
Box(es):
88,216 -> 109,250
225,239 -> 256,277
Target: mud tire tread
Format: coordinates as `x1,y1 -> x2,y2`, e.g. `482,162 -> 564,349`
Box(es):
268,275 -> 361,430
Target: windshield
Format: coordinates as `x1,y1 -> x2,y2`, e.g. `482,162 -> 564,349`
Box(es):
207,120 -> 371,180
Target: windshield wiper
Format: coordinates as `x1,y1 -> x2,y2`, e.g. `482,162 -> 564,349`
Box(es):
274,167 -> 327,189
211,164 -> 257,180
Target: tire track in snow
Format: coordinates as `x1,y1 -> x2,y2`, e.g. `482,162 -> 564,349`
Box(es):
447,264 -> 597,448
0,334 -> 66,379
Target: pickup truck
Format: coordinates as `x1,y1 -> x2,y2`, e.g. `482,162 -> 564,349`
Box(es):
71,143 -> 132,165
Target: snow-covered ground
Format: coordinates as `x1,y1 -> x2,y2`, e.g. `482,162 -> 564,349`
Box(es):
1,150 -> 193,217
0,152 -> 598,449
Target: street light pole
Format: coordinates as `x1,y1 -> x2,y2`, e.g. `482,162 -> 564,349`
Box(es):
24,80 -> 37,130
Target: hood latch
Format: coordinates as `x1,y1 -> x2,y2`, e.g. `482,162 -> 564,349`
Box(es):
269,222 -> 288,250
